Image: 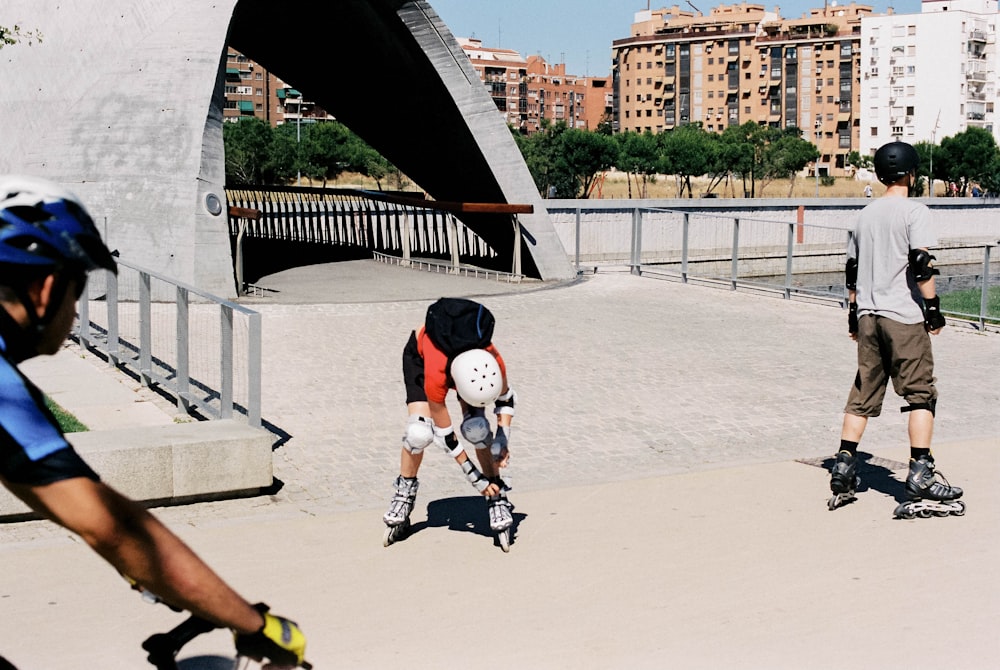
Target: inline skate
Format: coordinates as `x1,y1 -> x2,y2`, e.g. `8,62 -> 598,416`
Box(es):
383,475 -> 419,546
488,485 -> 514,552
893,455 -> 965,519
828,450 -> 860,510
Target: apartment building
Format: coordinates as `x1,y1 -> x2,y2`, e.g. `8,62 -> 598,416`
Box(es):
860,0 -> 998,156
613,3 -> 875,175
458,37 -> 612,133
223,48 -> 332,126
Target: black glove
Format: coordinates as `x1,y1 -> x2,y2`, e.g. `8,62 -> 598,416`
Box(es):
234,604 -> 309,668
848,302 -> 859,335
922,296 -> 946,332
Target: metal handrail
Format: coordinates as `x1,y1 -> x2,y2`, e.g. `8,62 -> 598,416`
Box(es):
75,259 -> 262,427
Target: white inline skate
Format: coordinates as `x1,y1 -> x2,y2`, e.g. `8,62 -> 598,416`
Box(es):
383,475 -> 419,546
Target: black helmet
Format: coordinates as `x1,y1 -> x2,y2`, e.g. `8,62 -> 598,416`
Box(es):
873,141 -> 919,186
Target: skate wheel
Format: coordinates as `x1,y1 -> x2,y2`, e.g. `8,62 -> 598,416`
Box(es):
383,519 -> 410,547
498,528 -> 510,553
893,505 -> 915,520
918,508 -> 933,518
952,501 -> 966,517
827,497 -> 838,511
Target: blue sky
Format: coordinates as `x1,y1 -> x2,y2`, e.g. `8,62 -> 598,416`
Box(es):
430,0 -> 924,76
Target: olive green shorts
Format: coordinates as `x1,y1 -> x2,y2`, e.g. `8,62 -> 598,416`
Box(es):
844,314 -> 937,418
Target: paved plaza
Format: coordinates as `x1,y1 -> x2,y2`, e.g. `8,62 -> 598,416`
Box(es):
3,260 -> 998,669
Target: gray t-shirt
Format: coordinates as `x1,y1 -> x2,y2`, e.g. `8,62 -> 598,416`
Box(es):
846,196 -> 937,324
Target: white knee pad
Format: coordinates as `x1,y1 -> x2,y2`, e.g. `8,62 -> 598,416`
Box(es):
402,415 -> 435,454
460,413 -> 493,448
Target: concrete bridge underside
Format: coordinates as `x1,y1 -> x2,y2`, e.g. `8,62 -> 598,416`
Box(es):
0,1 -> 571,297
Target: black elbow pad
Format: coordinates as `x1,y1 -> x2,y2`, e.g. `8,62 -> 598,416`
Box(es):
908,249 -> 940,282
845,258 -> 858,291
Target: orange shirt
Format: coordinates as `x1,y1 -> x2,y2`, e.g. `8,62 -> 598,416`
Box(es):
415,326 -> 506,404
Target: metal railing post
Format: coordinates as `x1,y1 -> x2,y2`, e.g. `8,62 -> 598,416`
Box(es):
682,212 -> 690,284
784,221 -> 795,300
575,207 -> 581,274
631,208 -> 643,275
980,244 -> 992,330
106,272 -> 119,366
447,213 -> 460,272
512,215 -> 522,277
77,277 -> 90,349
401,211 -> 411,266
220,305 -> 234,420
139,272 -> 152,386
247,311 -> 262,428
731,217 -> 740,290
176,286 -> 190,414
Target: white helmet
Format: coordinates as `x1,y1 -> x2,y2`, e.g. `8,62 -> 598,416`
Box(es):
450,349 -> 502,408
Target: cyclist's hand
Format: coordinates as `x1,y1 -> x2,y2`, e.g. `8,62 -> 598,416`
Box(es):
234,605 -> 308,669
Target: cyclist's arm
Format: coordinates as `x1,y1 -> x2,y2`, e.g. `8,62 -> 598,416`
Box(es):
5,476 -> 264,635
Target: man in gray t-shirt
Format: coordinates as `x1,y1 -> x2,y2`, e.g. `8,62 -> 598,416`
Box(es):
827,141 -> 964,519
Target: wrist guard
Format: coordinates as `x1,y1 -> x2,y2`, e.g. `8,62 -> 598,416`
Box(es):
494,388 -> 516,417
922,296 -> 946,331
460,459 -> 490,492
848,302 -> 858,334
434,426 -> 463,458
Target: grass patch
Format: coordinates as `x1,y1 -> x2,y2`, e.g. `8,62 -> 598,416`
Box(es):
941,285 -> 1000,324
45,395 -> 88,433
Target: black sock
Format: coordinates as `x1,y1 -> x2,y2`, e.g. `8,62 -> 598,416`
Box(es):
839,440 -> 858,456
910,447 -> 931,461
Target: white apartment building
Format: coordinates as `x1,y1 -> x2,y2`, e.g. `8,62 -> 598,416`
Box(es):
860,0 -> 998,156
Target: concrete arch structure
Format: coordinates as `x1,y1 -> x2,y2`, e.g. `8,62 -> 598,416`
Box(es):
0,1 -> 572,297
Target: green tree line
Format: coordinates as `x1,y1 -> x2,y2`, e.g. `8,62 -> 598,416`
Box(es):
223,115 -> 1000,199
223,117 -> 402,189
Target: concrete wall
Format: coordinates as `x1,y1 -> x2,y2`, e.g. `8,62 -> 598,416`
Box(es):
0,1 -> 238,296
0,0 -> 573,296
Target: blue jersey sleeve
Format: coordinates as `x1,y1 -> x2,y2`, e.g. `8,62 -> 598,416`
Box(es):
0,357 -> 71,463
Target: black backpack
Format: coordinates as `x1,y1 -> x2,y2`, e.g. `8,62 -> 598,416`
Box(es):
424,297 -> 495,357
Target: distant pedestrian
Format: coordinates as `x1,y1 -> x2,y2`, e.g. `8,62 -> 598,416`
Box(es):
827,142 -> 965,519
863,183 -> 872,198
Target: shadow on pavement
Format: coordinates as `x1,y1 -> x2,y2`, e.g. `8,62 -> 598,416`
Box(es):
820,451 -> 907,503
410,496 -> 526,545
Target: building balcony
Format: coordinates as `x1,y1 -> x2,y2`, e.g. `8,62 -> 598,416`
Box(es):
966,70 -> 988,82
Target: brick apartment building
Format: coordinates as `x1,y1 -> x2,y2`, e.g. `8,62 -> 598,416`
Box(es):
613,3 -> 875,176
457,37 -> 613,133
223,48 -> 332,127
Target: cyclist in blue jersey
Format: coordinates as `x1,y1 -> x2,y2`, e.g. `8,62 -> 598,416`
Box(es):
0,176 -> 306,668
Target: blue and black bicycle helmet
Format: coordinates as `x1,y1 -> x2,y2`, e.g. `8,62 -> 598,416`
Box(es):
0,175 -> 116,276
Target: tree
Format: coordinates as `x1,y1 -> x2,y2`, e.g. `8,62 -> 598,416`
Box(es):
912,141 -> 937,197
615,131 -> 660,198
0,24 -> 42,49
298,122 -> 356,186
659,123 -> 716,198
937,127 -> 999,195
223,117 -> 274,186
713,122 -> 774,197
559,128 -> 618,198
758,128 -> 819,197
512,120 -> 571,198
977,155 -> 1000,197
265,122 -> 300,184
846,150 -> 873,172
